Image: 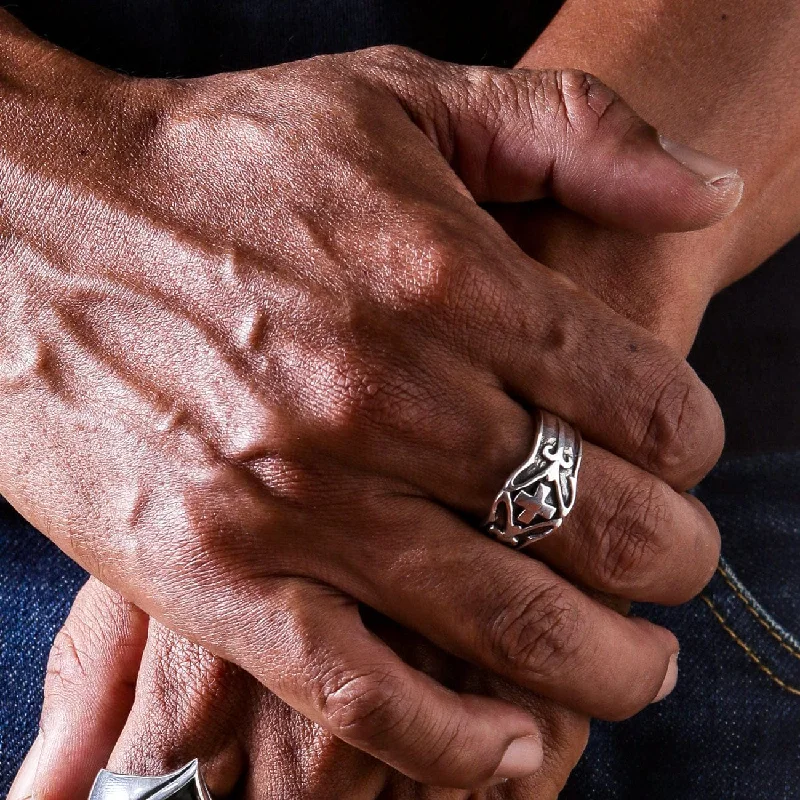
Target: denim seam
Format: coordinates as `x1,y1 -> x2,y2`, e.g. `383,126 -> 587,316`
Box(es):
700,594 -> 800,698
717,561 -> 800,658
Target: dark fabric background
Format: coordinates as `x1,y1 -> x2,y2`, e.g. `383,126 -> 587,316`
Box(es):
6,0 -> 562,75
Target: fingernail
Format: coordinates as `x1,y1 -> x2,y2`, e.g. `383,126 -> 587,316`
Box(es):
658,135 -> 739,185
8,734 -> 43,800
490,735 -> 544,783
653,652 -> 679,703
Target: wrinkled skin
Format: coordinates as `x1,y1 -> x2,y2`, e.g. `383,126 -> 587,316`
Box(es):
31,581 -> 587,799
22,177 -> 742,800
0,17 -> 745,792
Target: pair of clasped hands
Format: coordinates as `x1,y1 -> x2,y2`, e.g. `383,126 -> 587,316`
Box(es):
3,31 -> 745,800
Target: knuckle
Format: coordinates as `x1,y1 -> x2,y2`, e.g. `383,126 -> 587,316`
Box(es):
537,70 -> 620,129
642,366 -> 692,471
458,66 -> 544,124
351,44 -> 435,85
489,581 -> 586,684
515,68 -> 646,146
319,342 -> 436,447
144,629 -> 237,730
155,630 -> 225,699
176,465 -> 262,546
44,626 -> 91,699
387,211 -> 511,339
319,669 -> 409,746
639,362 -> 723,484
369,44 -> 427,69
592,476 -> 667,591
42,581 -> 137,715
393,215 -> 469,310
122,464 -> 272,597
447,262 -> 510,337
412,252 -> 513,355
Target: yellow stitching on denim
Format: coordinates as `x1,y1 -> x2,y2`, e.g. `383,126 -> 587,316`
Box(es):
716,564 -> 800,661
701,595 -> 800,698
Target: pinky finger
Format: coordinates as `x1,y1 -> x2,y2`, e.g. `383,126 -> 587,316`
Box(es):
9,579 -> 148,800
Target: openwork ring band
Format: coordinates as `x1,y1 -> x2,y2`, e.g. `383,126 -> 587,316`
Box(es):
484,409 -> 583,549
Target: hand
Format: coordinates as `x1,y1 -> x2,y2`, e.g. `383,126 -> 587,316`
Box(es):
518,0 -> 800,319
0,21 -> 739,786
15,186 -> 739,800
15,579 -> 588,800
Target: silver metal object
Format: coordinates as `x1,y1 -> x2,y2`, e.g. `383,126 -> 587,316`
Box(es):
89,760 -> 212,800
485,409 -> 582,548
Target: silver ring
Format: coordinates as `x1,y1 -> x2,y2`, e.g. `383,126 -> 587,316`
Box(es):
89,760 -> 212,800
485,409 -> 582,548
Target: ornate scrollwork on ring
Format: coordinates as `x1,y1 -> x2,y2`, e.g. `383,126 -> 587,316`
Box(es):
485,410 -> 582,548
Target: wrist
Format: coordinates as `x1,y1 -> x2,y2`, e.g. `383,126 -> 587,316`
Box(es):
516,0 -> 800,293
0,16 -> 164,233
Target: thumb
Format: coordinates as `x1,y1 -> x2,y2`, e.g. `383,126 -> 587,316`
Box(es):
368,51 -> 743,232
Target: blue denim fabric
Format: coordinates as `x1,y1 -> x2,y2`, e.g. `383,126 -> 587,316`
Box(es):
562,453 -> 800,799
0,500 -> 86,797
3,453 -> 799,798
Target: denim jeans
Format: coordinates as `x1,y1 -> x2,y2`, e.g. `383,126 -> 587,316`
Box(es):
1,0 -> 799,796
0,500 -> 86,794
563,452 -> 800,798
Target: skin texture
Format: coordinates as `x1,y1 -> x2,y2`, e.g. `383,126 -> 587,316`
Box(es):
24,581 -> 588,799
0,5 -> 755,794
13,0 -> 800,796
516,0 -> 800,353
14,129 -> 747,796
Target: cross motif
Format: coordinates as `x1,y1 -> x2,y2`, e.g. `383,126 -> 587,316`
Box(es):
515,483 -> 557,524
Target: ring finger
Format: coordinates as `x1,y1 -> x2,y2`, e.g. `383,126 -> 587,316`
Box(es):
315,368 -> 721,606
435,392 -> 721,605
